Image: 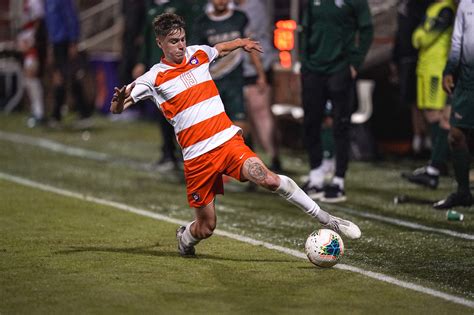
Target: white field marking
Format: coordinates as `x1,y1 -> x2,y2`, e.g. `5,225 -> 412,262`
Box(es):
0,130 -> 109,161
1,130 -> 473,241
0,172 -> 473,309
331,205 -> 474,241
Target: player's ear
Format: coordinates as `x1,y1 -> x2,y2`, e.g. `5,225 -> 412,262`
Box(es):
156,37 -> 163,49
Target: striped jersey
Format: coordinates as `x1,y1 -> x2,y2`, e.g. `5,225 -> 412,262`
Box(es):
130,45 -> 241,161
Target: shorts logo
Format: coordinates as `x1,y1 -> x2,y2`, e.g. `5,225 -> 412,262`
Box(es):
192,192 -> 201,202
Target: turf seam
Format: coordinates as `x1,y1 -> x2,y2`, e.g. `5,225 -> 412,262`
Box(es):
0,172 -> 472,309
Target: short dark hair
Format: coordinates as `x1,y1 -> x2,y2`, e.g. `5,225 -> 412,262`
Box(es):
153,13 -> 186,38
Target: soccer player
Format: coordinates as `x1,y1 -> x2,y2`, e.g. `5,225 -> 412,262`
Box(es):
434,0 -> 474,209
110,13 -> 361,256
401,0 -> 456,189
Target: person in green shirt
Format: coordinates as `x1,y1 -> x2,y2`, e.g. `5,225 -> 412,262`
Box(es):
132,0 -> 207,171
300,0 -> 373,203
192,0 -> 266,145
434,0 -> 474,209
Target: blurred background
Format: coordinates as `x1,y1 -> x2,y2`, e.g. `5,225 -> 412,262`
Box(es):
0,0 -> 419,160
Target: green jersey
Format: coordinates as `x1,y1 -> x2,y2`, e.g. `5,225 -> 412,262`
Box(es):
192,10 -> 248,81
300,0 -> 373,74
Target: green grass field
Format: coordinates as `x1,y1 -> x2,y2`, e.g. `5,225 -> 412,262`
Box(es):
1,113 -> 473,314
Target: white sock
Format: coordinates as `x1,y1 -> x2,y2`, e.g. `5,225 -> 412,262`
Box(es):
321,158 -> 335,174
276,175 -> 330,224
412,135 -> 422,153
309,167 -> 325,187
25,77 -> 44,119
426,166 -> 440,176
332,176 -> 344,189
181,221 -> 200,247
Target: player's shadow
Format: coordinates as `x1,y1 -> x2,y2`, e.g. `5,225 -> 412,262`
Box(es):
55,244 -> 295,263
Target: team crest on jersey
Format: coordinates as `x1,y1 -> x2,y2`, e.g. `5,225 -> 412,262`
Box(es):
190,56 -> 199,65
192,192 -> 201,202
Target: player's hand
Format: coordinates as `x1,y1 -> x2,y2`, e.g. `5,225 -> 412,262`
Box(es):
242,38 -> 263,54
442,74 -> 455,95
110,82 -> 135,114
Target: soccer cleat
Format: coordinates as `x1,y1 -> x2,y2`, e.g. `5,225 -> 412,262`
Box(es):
323,215 -> 361,240
433,192 -> 472,209
302,181 -> 325,200
320,184 -> 346,203
401,166 -> 439,189
176,226 -> 196,256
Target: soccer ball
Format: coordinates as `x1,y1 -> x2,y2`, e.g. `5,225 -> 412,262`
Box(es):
305,229 -> 344,268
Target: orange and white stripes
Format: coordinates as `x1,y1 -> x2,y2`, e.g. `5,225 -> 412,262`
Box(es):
130,45 -> 240,160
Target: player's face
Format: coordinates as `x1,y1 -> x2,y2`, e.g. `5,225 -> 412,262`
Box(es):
157,28 -> 186,64
212,0 -> 230,14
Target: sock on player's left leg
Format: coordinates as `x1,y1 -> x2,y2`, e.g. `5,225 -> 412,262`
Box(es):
276,175 -> 330,224
275,175 -> 361,239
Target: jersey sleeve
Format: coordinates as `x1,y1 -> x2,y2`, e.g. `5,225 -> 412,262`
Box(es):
130,70 -> 156,103
199,44 -> 219,62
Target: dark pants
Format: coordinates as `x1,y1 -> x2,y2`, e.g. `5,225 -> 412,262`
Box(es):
158,110 -> 178,161
302,67 -> 353,178
52,41 -> 92,121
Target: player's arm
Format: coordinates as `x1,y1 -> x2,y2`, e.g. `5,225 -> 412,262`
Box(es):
110,83 -> 136,114
214,38 -> 263,58
443,4 -> 464,95
249,51 -> 267,89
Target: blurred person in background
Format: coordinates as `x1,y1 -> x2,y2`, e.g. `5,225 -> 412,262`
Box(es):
401,0 -> 456,189
434,0 -> 474,209
17,0 -> 48,128
132,0 -> 207,171
192,0 -> 266,146
45,0 -> 93,129
391,0 -> 434,156
234,0 -> 283,172
133,0 -> 184,171
119,0 -> 146,87
299,0 -> 373,203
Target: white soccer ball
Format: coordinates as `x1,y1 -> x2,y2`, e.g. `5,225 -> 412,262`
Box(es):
305,229 -> 344,268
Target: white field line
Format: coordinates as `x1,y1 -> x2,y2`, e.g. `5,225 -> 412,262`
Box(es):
0,131 -> 108,161
1,130 -> 473,241
0,172 -> 472,309
333,206 -> 474,240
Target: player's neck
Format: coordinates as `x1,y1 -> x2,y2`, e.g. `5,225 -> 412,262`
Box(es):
212,8 -> 230,17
